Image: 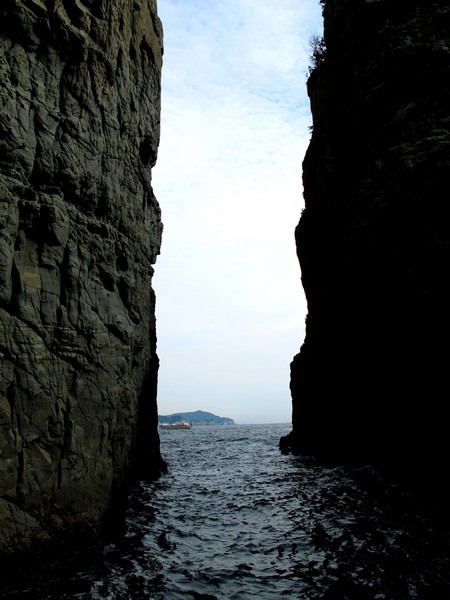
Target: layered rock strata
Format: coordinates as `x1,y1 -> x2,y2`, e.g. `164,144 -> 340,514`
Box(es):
0,0 -> 164,558
285,0 -> 450,484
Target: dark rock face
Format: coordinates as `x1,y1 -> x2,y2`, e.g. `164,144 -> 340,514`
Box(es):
286,0 -> 450,483
0,0 -> 164,557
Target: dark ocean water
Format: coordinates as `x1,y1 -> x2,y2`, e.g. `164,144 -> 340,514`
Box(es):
6,423 -> 450,599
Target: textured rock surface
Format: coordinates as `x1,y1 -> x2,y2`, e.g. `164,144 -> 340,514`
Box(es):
285,0 -> 450,484
0,0 -> 164,557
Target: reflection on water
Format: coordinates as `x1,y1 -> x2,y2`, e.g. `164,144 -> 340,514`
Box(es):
5,424 -> 450,599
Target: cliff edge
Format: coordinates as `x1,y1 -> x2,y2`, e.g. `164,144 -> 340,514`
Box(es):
285,0 -> 450,486
0,0 -> 164,558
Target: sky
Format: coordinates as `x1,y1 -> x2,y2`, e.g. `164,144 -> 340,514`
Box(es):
152,0 -> 324,424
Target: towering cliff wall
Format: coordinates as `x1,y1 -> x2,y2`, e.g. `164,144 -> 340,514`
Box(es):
0,0 -> 164,558
286,0 -> 450,483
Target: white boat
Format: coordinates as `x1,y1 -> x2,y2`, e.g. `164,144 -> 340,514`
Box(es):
159,421 -> 192,430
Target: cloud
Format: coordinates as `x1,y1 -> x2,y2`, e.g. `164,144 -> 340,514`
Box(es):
153,0 -> 322,423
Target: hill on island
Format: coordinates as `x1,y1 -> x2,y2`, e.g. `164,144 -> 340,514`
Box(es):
158,410 -> 235,426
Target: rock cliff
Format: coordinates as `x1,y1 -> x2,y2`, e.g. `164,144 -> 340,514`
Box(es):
0,0 -> 164,559
285,0 -> 450,484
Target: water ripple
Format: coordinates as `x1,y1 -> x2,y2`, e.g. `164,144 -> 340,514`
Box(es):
5,423 -> 450,599
86,423 -> 450,599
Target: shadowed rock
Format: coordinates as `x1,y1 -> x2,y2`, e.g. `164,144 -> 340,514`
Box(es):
285,0 -> 450,490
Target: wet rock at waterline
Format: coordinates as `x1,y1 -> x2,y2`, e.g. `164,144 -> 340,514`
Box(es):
0,0 -> 164,558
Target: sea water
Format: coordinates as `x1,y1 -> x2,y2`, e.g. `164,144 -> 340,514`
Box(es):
5,424 -> 450,599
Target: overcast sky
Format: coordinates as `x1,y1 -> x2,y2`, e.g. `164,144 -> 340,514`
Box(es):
152,0 -> 323,424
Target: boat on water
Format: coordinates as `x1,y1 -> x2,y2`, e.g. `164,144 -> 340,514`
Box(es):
159,421 -> 192,430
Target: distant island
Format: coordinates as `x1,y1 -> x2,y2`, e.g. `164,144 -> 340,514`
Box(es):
158,410 -> 235,426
